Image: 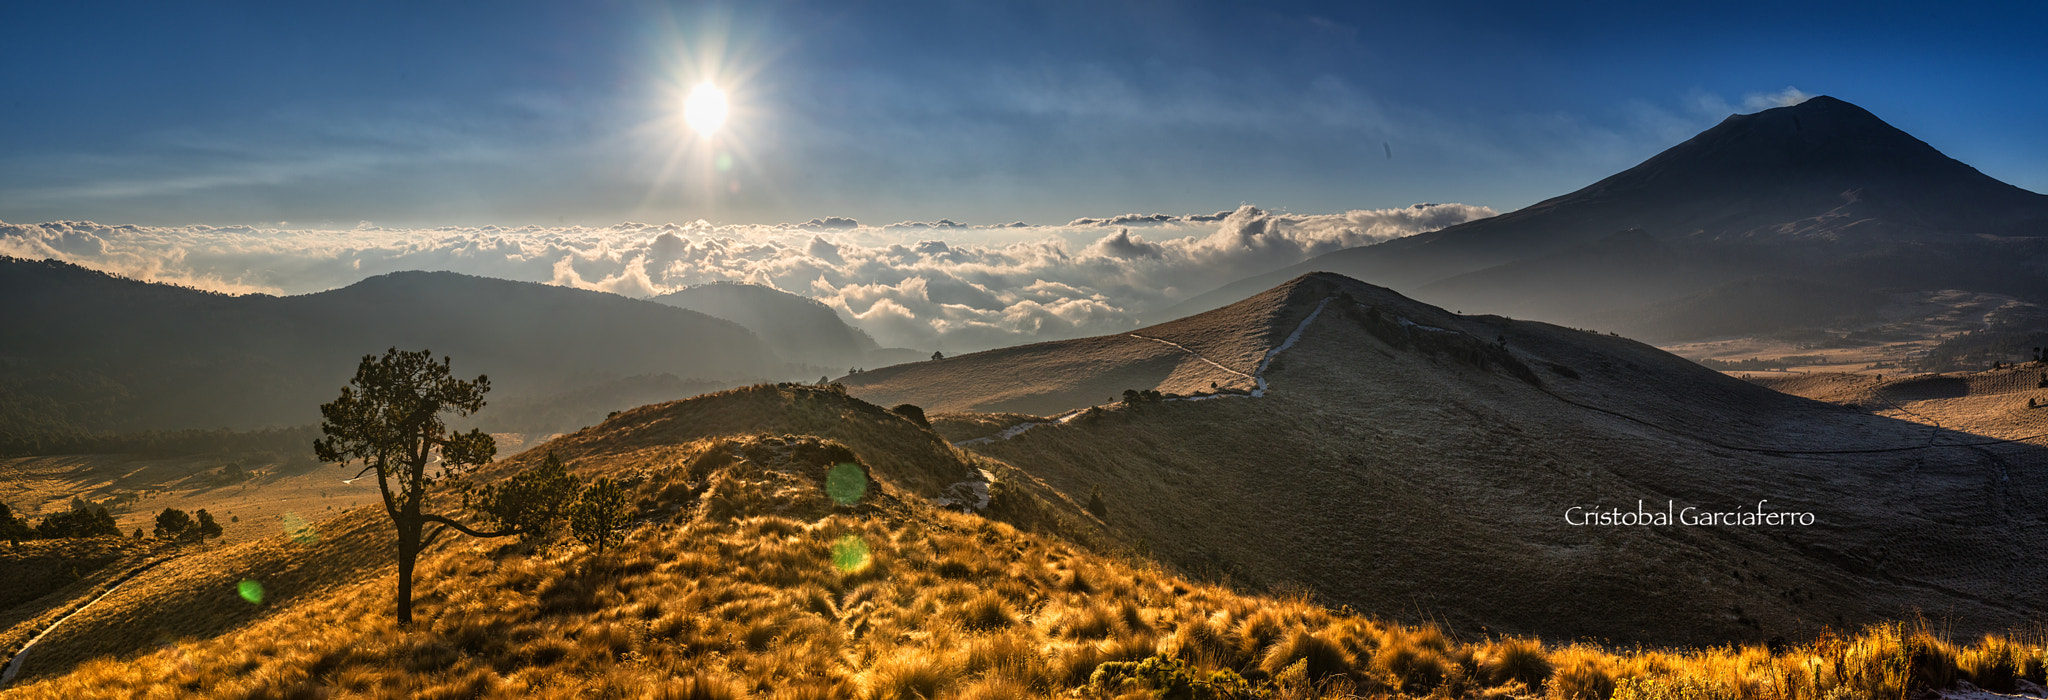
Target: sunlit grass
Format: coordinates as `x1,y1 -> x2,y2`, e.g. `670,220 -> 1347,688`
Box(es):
7,385 -> 2044,699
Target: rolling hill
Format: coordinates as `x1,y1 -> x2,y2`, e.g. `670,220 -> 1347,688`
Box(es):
850,271 -> 2048,646
648,282 -> 925,370
1161,96 -> 2048,342
0,258 -> 787,441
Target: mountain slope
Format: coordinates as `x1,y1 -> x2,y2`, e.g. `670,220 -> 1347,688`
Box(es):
649,282 -> 918,369
1161,96 -> 2048,340
837,279 -> 1340,415
861,272 -> 2048,645
0,259 -> 783,436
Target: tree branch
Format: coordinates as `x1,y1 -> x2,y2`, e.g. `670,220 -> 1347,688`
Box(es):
420,513 -> 518,540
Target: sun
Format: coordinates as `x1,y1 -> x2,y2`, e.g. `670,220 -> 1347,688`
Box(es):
684,83 -> 728,136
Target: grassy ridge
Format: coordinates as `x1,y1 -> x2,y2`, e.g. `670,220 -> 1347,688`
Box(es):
6,419 -> 2044,700
9,506 -> 2044,699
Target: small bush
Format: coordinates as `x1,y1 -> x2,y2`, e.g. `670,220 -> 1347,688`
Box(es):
888,403 -> 930,429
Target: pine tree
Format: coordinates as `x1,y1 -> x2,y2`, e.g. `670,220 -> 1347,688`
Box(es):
314,348 -> 517,626
468,452 -> 577,544
0,503 -> 30,545
195,509 -> 224,542
155,508 -> 194,540
569,477 -> 632,554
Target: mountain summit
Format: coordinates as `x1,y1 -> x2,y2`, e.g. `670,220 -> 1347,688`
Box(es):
1165,96 -> 2048,341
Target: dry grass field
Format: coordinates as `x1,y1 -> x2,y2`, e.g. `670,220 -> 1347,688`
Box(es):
5,385 -> 2044,698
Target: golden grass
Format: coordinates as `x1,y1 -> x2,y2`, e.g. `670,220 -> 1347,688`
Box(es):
6,384 -> 2045,699
12,495 -> 2042,700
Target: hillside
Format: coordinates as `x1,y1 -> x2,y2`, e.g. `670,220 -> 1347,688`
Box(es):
837,279 -> 1336,415
0,259 -> 786,440
1162,96 -> 2048,343
650,282 -> 925,370
1749,363 -> 2048,443
855,272 -> 2048,646
5,382 -> 2043,699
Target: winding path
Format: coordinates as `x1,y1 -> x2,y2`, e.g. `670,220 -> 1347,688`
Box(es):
954,296 -> 1335,447
0,554 -> 178,689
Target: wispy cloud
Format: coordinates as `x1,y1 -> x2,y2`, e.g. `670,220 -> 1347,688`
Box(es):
1,203 -> 1493,351
1742,86 -> 1813,111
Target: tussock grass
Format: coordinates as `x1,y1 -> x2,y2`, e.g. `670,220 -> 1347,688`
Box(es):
7,392 -> 2046,700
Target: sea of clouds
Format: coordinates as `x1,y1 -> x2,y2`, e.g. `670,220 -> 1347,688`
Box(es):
1,203 -> 1493,351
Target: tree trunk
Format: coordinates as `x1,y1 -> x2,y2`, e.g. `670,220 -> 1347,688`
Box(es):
395,518 -> 420,626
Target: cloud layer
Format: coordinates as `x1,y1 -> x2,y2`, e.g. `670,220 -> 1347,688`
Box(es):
2,203 -> 1492,352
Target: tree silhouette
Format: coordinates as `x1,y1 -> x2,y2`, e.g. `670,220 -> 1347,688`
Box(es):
195,509 -> 223,543
35,506 -> 119,539
1,503 -> 29,545
315,348 -> 508,625
154,508 -> 193,539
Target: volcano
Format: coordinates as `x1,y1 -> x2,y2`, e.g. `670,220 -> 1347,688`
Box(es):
1162,96 -> 2048,341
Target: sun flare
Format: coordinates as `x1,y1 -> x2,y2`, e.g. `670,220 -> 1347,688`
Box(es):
684,83 -> 728,136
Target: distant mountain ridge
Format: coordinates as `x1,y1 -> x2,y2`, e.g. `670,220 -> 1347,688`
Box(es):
1163,96 -> 2048,340
0,258 -> 784,439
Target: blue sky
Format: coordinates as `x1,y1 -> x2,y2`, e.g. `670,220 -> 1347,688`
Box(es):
2,0 -> 2043,228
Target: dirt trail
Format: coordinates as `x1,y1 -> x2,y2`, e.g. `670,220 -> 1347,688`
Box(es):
1127,334 -> 1255,381
957,297 -> 1335,446
0,554 -> 178,688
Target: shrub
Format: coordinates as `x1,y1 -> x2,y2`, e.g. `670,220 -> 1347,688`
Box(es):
888,403 -> 930,429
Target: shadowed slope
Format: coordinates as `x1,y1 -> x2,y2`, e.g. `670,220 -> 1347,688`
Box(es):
649,282 -> 906,369
904,272 -> 2048,645
0,260 -> 784,437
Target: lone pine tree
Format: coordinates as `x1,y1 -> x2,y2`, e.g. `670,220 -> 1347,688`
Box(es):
315,348 -> 520,625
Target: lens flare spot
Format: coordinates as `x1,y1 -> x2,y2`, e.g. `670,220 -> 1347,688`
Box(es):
281,512 -> 319,543
238,579 -> 265,604
826,463 -> 867,506
715,153 -> 734,172
831,535 -> 871,573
